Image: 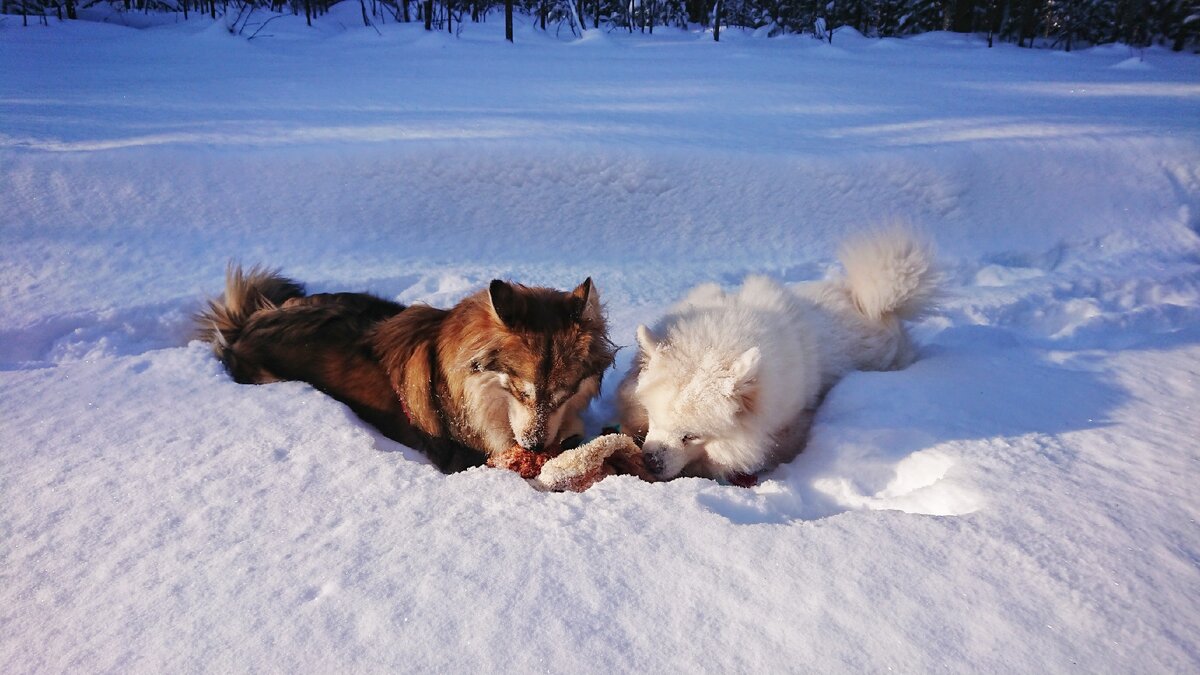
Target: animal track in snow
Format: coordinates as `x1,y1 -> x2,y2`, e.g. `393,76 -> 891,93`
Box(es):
810,449 -> 982,517
0,300 -> 193,370
696,444 -> 982,526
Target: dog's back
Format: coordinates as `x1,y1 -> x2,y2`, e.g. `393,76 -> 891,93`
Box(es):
196,266 -> 403,384
194,267 -> 432,455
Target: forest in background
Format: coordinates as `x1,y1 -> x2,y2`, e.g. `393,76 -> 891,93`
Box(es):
4,0 -> 1198,53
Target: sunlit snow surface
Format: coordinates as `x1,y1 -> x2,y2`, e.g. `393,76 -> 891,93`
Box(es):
2,9 -> 1199,672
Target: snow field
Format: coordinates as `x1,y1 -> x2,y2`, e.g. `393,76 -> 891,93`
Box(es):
2,14 -> 1200,672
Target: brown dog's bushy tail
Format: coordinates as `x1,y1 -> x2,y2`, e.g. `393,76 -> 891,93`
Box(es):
194,264 -> 305,360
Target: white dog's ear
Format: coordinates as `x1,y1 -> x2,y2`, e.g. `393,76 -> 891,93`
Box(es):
636,325 -> 659,357
729,346 -> 760,383
726,347 -> 761,414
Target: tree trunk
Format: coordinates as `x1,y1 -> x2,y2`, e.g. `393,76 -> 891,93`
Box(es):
593,0 -> 599,28
505,0 -> 513,40
424,0 -> 432,29
1171,19 -> 1186,51
1016,0 -> 1035,47
565,0 -> 585,35
712,0 -> 721,41
984,0 -> 1003,47
951,0 -> 976,32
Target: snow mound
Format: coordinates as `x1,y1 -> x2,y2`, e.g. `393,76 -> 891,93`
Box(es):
1112,56 -> 1153,70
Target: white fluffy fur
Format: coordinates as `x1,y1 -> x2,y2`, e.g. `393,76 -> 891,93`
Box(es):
618,228 -> 939,480
839,225 -> 939,321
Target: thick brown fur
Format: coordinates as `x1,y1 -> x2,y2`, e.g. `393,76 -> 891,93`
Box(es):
195,267 -> 616,473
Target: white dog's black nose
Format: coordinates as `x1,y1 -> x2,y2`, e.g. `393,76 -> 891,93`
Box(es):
643,452 -> 664,475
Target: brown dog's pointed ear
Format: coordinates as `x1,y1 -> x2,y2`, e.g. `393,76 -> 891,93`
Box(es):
489,279 -> 518,326
570,277 -> 601,323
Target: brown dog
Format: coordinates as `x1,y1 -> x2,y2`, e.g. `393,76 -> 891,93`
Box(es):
196,266 -> 616,472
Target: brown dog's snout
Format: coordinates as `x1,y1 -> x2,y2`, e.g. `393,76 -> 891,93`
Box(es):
517,434 -> 545,453
518,414 -> 548,453
524,402 -> 556,453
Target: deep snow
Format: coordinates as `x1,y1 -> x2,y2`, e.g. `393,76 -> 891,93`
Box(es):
2,10 -> 1199,672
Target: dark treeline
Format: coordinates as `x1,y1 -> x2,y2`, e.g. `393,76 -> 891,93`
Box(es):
5,0 -> 1198,52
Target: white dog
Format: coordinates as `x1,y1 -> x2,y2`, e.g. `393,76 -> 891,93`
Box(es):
617,228 -> 939,482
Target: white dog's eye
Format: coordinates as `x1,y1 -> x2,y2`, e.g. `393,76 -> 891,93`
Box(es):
681,433 -> 700,444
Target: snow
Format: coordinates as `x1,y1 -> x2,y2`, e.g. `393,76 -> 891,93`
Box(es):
3,10 -> 1200,672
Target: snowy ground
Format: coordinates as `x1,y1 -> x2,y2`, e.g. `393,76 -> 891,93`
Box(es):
3,9 -> 1200,672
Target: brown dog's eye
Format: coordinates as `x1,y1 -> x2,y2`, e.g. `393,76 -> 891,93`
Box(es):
509,381 -> 535,403
682,434 -> 700,444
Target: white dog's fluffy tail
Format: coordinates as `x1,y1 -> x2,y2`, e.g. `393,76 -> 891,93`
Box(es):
839,226 -> 939,322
